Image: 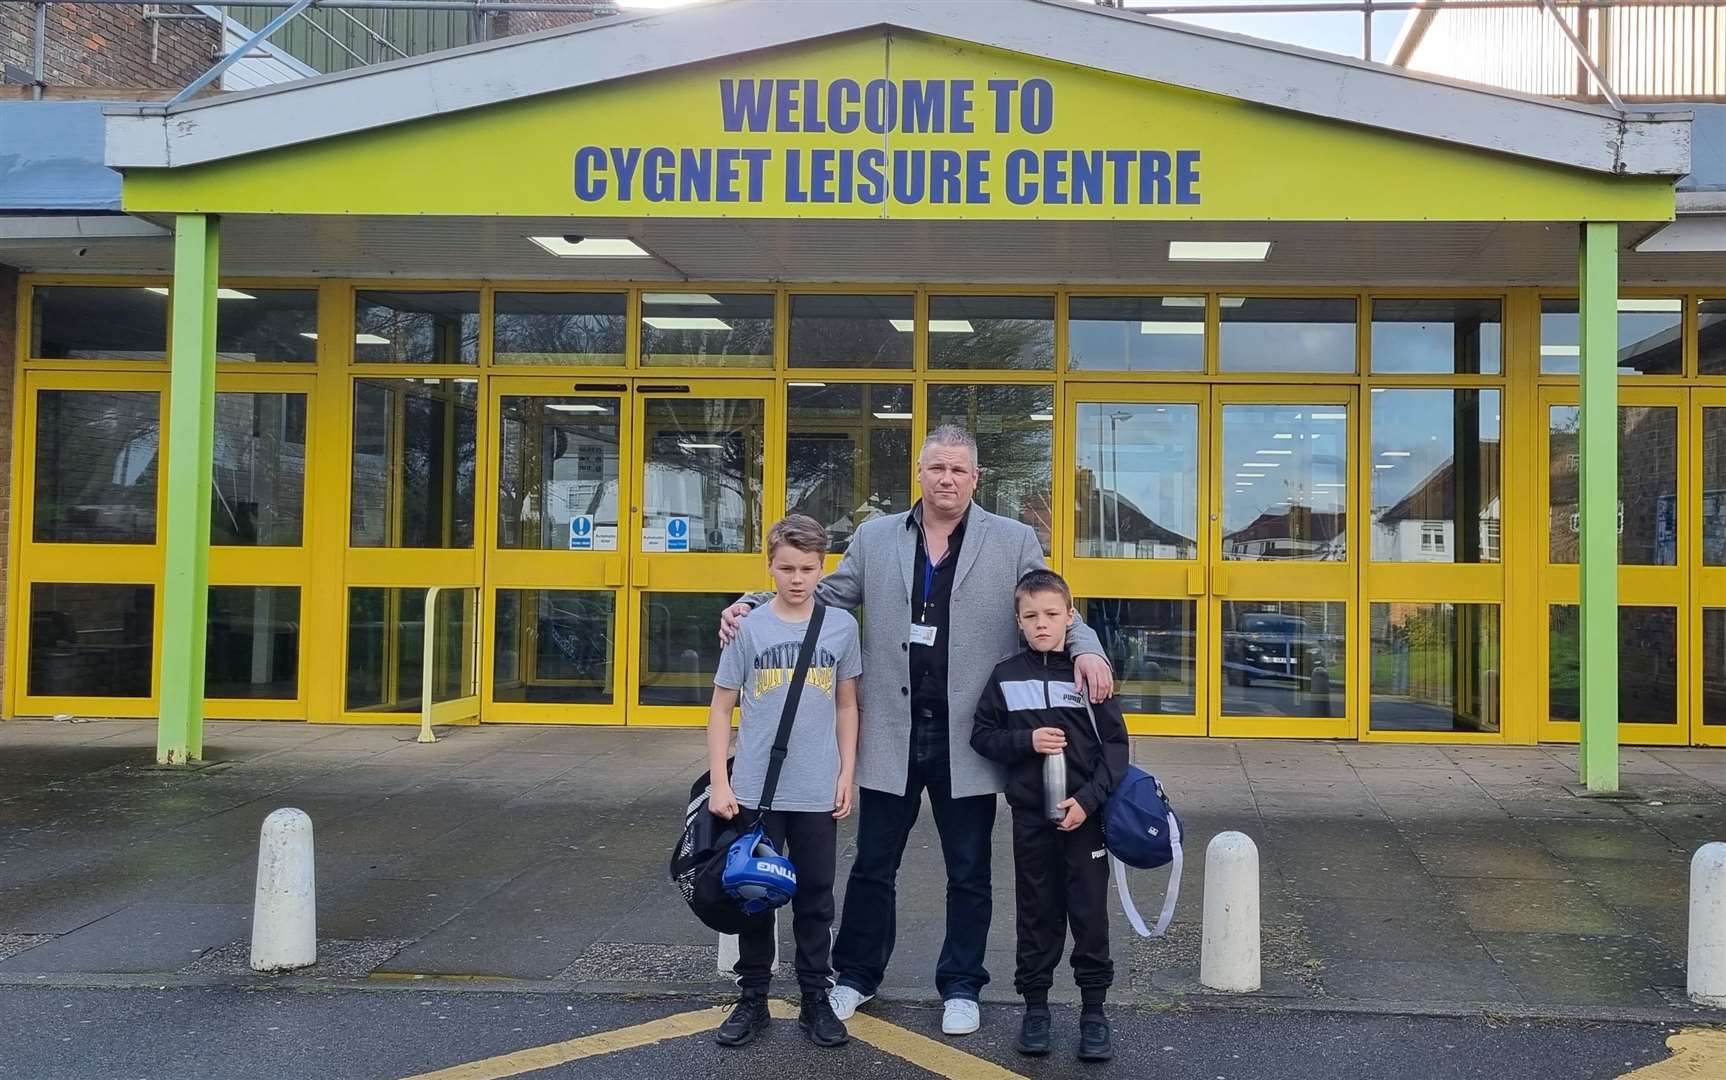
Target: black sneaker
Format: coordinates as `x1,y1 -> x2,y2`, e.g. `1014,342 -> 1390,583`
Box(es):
1016,1008 -> 1052,1056
715,994 -> 770,1047
799,992 -> 850,1047
1078,1015 -> 1115,1062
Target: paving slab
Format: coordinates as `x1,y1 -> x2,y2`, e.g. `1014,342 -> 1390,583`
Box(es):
0,902 -> 248,974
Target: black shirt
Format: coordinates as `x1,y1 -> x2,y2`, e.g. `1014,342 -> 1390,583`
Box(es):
908,501 -> 969,721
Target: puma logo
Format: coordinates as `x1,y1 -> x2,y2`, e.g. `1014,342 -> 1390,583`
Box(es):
1091,849 -> 1107,860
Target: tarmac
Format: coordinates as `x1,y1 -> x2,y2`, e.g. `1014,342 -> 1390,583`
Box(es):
3,717 -> 1725,1021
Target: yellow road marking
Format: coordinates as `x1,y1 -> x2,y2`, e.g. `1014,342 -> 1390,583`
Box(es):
823,1010 -> 1030,1080
1616,1029 -> 1726,1079
398,1005 -> 731,1080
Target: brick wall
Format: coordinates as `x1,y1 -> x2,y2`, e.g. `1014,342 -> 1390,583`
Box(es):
490,6 -> 597,40
0,264 -> 16,710
1,3 -> 219,93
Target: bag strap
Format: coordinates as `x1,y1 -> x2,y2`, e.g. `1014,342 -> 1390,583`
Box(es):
756,603 -> 826,814
1082,699 -> 1182,940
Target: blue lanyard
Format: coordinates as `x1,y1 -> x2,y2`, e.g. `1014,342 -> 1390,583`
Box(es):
920,547 -> 944,622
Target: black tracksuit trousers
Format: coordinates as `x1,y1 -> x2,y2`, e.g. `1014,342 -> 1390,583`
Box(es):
1011,808 -> 1113,1005
733,808 -> 837,996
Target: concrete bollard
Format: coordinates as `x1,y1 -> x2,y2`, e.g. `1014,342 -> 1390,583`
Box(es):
1200,831 -> 1261,993
717,913 -> 780,976
250,808 -> 317,973
1690,842 -> 1726,1006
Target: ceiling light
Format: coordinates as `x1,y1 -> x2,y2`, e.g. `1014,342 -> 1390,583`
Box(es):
529,236 -> 650,258
1159,297 -> 1205,308
1272,432 -> 1295,440
644,317 -> 732,331
1169,241 -> 1271,262
1375,463 -> 1395,469
889,319 -> 976,333
1381,451 -> 1412,458
300,332 -> 318,340
872,411 -> 913,420
788,381 -> 827,388
1310,412 -> 1347,421
1618,298 -> 1681,313
1257,450 -> 1293,456
1029,413 -> 1054,421
546,403 -> 610,413
1246,461 -> 1281,468
1314,483 -> 1347,489
643,292 -> 720,305
1236,472 -> 1265,478
1541,344 -> 1581,356
355,333 -> 391,345
678,441 -> 723,451
143,287 -> 255,300
1140,322 -> 1205,335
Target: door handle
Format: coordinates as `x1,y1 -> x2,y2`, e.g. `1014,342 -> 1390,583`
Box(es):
632,559 -> 651,588
1212,565 -> 1230,596
603,557 -> 623,588
1186,565 -> 1205,596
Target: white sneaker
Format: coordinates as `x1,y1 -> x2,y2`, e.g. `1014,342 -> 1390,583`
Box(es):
941,998 -> 981,1036
828,985 -> 872,1021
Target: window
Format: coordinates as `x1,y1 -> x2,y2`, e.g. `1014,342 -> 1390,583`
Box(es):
354,291 -> 481,364
926,296 -> 1054,370
1419,522 -> 1446,554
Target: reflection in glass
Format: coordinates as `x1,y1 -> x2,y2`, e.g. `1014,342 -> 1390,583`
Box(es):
30,286 -> 168,360
1221,404 -> 1347,561
787,384 -> 912,553
1074,403 -> 1197,559
641,397 -> 764,553
206,586 -> 299,700
354,291 -> 480,364
1077,598 -> 1197,715
1549,604 -> 1678,724
27,583 -> 154,698
346,587 -> 476,712
1549,405 -> 1677,566
1540,298 -> 1682,375
1700,300 -> 1726,375
350,379 -> 477,548
1219,297 -> 1356,373
34,390 -> 160,544
1706,409 -> 1726,566
1370,298 -> 1501,374
216,289 -> 318,362
639,592 -> 731,706
1705,609 -> 1726,726
494,590 -> 615,705
928,384 -> 1054,553
497,397 -> 620,550
1370,389 -> 1500,563
213,392 -> 306,546
926,295 -> 1054,370
640,293 -> 774,367
1068,296 -> 1205,372
1369,603 -> 1500,733
493,292 -> 626,365
1220,601 -> 1346,716
788,294 -> 914,368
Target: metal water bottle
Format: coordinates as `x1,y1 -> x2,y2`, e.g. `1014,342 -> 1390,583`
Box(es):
1043,749 -> 1068,823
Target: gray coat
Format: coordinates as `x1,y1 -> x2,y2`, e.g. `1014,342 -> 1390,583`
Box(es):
742,503 -> 1106,799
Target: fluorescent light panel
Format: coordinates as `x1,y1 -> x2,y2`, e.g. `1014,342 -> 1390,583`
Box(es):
642,292 -> 720,305
1168,241 -> 1271,262
143,287 -> 255,300
528,236 -> 650,258
643,317 -> 732,331
889,319 -> 975,333
872,412 -> 913,420
1140,321 -> 1204,335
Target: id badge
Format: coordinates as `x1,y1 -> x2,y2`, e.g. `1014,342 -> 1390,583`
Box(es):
909,623 -> 939,648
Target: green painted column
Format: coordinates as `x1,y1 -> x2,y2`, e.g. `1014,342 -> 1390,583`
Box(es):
156,214 -> 220,765
1578,221 -> 1619,792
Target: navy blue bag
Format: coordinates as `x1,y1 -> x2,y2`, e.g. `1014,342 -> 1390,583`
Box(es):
1083,704 -> 1184,938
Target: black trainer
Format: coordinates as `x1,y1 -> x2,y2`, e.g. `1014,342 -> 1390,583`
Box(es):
715,994 -> 771,1047
1016,1008 -> 1052,1056
1077,1015 -> 1115,1062
798,992 -> 850,1047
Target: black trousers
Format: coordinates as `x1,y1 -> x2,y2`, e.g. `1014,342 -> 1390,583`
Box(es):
733,808 -> 838,996
1011,809 -> 1113,1003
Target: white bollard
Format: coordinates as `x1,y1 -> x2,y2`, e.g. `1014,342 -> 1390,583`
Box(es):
716,913 -> 780,976
250,808 -> 317,973
1200,831 -> 1261,993
1689,842 -> 1726,1006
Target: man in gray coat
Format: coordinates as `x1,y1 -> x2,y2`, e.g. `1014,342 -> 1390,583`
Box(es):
719,425 -> 1112,1037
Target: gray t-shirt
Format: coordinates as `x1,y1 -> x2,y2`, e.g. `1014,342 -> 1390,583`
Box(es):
715,604 -> 862,813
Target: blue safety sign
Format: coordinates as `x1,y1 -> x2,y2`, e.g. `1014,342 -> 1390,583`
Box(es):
569,515 -> 594,550
666,515 -> 690,552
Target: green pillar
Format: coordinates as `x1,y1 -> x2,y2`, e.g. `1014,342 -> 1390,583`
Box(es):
156,214 -> 219,765
1578,222 -> 1619,792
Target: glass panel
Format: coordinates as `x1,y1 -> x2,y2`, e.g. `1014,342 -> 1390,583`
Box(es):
33,389 -> 160,544
349,379 -> 477,549
926,295 -> 1054,371
640,292 -> 774,368
205,586 -> 299,700
346,587 -> 476,712
493,292 -> 627,366
1548,605 -> 1678,724
497,396 -> 621,550
1068,296 -> 1205,372
1706,408 -> 1726,566
1073,402 -> 1198,559
1370,389 -> 1501,563
639,591 -> 731,706
1700,300 -> 1726,375
1540,299 -> 1682,376
788,294 -> 914,369
1705,609 -> 1726,726
27,583 -> 153,698
354,291 -> 480,364
212,392 -> 307,547
1548,405 -> 1678,566
928,384 -> 1055,553
641,397 -> 764,553
493,590 -> 616,705
215,289 -> 318,363
30,286 -> 168,360
1369,603 -> 1501,733
1221,403 -> 1348,562
1219,297 -> 1356,373
1077,598 -> 1197,716
1220,600 -> 1346,716
1370,298 -> 1502,375
786,383 -> 913,553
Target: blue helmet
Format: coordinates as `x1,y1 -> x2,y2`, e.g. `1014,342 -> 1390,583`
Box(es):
722,824 -> 797,915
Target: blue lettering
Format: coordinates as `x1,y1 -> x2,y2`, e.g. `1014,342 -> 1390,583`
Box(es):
828,78 -> 861,134
965,149 -> 989,204
573,146 -> 606,201
741,148 -> 771,202
930,150 -> 962,204
719,79 -> 772,133
950,79 -> 975,133
988,79 -> 1017,133
891,149 -> 926,204
1042,149 -> 1068,205
857,148 -> 886,204
784,148 -> 808,203
802,79 -> 826,133
609,146 -> 642,200
678,147 -> 712,202
1139,150 -> 1172,204
1176,149 -> 1201,204
642,147 -> 675,202
1005,148 -> 1037,205
810,148 -> 836,204
1022,78 -> 1053,134
864,79 -> 897,134
837,148 -> 855,203
1070,150 -> 1102,205
903,79 -> 943,133
1105,149 -> 1136,204
715,148 -> 742,203
774,79 -> 798,133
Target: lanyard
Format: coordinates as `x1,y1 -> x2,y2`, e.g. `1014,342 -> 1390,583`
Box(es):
920,538 -> 949,623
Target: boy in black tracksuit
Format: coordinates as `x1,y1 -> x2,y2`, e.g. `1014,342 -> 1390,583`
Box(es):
970,569 -> 1130,1063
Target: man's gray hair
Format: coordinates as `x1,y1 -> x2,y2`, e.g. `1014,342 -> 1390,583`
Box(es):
919,424 -> 980,469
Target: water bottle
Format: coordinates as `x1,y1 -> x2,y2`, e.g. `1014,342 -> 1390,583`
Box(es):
1043,749 -> 1068,823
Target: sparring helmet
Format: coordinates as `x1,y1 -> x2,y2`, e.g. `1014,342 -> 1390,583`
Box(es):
722,824 -> 798,915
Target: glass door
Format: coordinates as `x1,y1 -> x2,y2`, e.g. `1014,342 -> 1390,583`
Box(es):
1695,389 -> 1726,745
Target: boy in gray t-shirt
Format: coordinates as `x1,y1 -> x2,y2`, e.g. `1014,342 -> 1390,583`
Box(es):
707,514 -> 861,1050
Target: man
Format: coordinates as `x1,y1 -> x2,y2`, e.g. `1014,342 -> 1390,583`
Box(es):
719,425 -> 1112,1037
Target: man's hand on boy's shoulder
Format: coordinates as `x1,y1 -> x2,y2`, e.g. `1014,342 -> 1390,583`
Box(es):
1073,652 -> 1114,704
717,601 -> 753,647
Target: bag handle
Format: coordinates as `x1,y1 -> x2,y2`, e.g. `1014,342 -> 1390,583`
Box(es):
756,603 -> 826,814
1082,699 -> 1182,939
